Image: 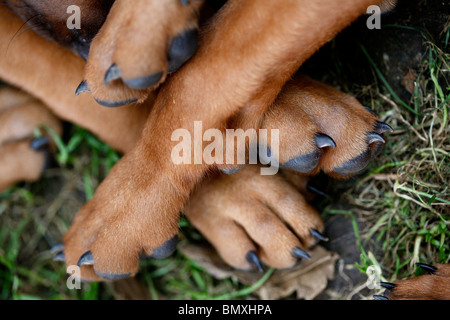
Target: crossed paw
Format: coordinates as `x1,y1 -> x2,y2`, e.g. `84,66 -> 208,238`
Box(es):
376,264 -> 450,300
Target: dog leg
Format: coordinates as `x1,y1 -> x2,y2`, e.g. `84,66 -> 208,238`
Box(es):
378,264 -> 450,300
0,88 -> 61,191
0,4 -> 151,154
60,0 -> 384,281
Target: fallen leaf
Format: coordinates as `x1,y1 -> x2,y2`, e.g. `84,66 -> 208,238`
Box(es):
180,243 -> 339,300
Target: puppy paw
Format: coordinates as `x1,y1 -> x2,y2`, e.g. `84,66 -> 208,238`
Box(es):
184,166 -> 325,271
79,0 -> 203,107
375,263 -> 450,300
0,87 -> 61,191
262,75 -> 392,177
56,152 -> 182,282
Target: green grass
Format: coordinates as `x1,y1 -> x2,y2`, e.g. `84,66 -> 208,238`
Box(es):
325,26 -> 450,287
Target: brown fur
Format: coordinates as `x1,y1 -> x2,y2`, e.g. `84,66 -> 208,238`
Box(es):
2,0 -> 439,297
387,264 -> 450,300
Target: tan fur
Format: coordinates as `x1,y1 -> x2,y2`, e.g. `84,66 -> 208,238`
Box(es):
84,0 -> 203,104
185,166 -> 323,270
0,0 -> 401,282
59,0 -> 386,280
388,264 -> 450,300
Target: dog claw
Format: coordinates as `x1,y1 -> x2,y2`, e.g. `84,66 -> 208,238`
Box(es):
416,263 -> 437,275
374,122 -> 393,134
306,183 -> 330,198
374,295 -> 389,300
292,247 -> 311,260
53,252 -> 65,262
30,137 -> 50,151
363,105 -> 376,115
367,132 -> 385,145
379,282 -> 397,290
315,133 -> 336,149
75,81 -> 91,96
104,63 -> 122,85
77,251 -> 94,267
246,251 -> 264,273
50,243 -> 64,254
310,229 -> 328,242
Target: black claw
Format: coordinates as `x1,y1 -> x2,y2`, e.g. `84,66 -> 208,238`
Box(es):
363,105 -> 376,115
292,247 -> 311,260
306,183 -> 330,198
53,252 -> 65,262
374,295 -> 389,300
315,133 -> 336,149
123,71 -> 163,90
374,121 -> 393,134
94,98 -> 138,108
104,63 -> 121,85
367,132 -> 385,145
168,29 -> 198,73
75,80 -> 90,96
379,282 -> 397,290
310,229 -> 328,242
50,243 -> 64,254
246,251 -> 264,273
416,263 -> 437,275
77,251 -> 94,267
30,137 -> 50,151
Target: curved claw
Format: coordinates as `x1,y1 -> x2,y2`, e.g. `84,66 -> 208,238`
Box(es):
306,183 -> 330,198
77,251 -> 94,267
315,133 -> 336,149
75,81 -> 91,96
416,263 -> 437,275
50,243 -> 64,255
379,282 -> 396,290
53,252 -> 65,262
374,122 -> 393,134
310,229 -> 328,242
367,132 -> 385,145
374,295 -> 389,300
30,137 -> 50,151
246,251 -> 264,273
292,247 -> 311,260
104,63 -> 122,85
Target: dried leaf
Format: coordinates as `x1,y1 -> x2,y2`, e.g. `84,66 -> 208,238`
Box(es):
180,243 -> 338,300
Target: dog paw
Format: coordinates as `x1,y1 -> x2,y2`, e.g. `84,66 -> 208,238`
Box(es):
57,151 -> 182,281
375,263 -> 450,300
184,165 -> 325,270
79,0 -> 203,107
0,87 -> 61,191
262,75 -> 392,177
